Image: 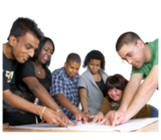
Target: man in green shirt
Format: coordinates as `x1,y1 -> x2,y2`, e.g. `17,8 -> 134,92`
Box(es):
102,32 -> 158,126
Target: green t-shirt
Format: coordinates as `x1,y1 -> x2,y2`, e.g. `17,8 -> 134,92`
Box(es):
131,38 -> 158,80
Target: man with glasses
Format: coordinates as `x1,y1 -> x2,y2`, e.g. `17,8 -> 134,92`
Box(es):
106,32 -> 158,126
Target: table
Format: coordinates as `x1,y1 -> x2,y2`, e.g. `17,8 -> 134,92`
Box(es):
3,120 -> 158,132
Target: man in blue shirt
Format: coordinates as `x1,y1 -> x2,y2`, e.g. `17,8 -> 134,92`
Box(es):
50,53 -> 87,122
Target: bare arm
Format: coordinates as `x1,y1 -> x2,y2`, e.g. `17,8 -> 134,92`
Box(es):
54,93 -> 80,113
126,65 -> 158,120
54,93 -> 87,122
79,88 -> 89,111
22,77 -> 60,111
3,89 -> 43,116
119,73 -> 143,112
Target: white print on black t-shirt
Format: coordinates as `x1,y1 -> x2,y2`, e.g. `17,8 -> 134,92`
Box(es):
3,69 -> 14,83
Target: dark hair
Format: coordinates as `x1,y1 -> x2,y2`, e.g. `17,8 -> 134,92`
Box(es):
66,53 -> 81,64
83,50 -> 105,70
116,32 -> 143,52
7,17 -> 44,41
30,36 -> 55,67
105,74 -> 128,102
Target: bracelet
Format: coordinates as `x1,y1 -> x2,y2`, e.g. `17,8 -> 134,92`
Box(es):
73,109 -> 80,114
83,110 -> 90,113
40,106 -> 46,120
56,108 -> 62,113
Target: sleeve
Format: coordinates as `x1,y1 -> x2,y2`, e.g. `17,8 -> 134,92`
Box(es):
77,76 -> 87,89
3,69 -> 9,91
50,72 -> 64,97
16,60 -> 36,81
99,97 -> 112,115
131,66 -> 144,75
153,39 -> 158,65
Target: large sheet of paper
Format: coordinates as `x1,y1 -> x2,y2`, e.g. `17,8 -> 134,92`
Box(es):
10,118 -> 158,132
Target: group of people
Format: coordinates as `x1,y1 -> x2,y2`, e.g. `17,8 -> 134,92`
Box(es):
3,17 -> 158,129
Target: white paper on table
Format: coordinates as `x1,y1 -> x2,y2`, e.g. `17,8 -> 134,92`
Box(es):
10,118 -> 158,132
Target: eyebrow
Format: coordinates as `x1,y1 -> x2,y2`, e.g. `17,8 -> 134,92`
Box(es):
122,52 -> 131,60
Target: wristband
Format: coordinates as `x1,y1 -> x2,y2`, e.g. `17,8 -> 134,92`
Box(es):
56,108 -> 62,113
40,106 -> 46,120
83,110 -> 90,113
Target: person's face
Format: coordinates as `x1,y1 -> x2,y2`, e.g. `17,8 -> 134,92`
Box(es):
88,59 -> 101,74
10,32 -> 39,63
118,40 -> 146,68
64,61 -> 80,78
108,87 -> 122,102
38,40 -> 54,65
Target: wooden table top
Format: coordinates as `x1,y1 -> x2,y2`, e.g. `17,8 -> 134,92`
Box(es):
3,120 -> 158,132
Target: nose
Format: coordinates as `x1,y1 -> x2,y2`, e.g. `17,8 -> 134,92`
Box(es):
127,58 -> 132,64
28,49 -> 34,58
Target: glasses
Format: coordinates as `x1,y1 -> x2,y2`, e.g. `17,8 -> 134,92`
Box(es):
122,44 -> 137,64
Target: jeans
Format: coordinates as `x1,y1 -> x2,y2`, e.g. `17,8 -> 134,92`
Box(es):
150,105 -> 158,117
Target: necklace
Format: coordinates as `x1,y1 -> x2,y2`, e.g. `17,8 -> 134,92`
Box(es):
38,71 -> 41,74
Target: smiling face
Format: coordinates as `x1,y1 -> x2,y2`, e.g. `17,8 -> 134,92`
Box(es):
118,42 -> 146,69
64,60 -> 80,78
108,87 -> 122,102
88,59 -> 101,74
11,32 -> 39,63
38,40 -> 54,65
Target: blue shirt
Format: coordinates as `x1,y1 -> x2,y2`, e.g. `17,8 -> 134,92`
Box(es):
50,67 -> 80,120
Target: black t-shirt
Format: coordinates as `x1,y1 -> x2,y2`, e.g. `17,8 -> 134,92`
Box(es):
3,59 -> 51,114
16,59 -> 52,92
3,53 -> 19,91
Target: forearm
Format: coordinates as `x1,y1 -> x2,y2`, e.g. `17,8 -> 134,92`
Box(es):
119,83 -> 136,111
3,90 -> 43,116
80,97 -> 89,111
55,94 -> 79,113
127,82 -> 157,118
31,86 -> 60,111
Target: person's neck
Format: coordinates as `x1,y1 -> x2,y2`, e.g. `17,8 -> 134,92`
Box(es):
3,43 -> 15,59
144,43 -> 151,62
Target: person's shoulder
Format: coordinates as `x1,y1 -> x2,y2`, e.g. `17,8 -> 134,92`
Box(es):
51,67 -> 64,76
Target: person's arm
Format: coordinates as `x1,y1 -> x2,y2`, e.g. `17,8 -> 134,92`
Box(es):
22,76 -> 60,111
79,88 -> 92,117
54,93 -> 87,122
119,73 -> 143,112
125,65 -> 158,121
3,89 -> 67,126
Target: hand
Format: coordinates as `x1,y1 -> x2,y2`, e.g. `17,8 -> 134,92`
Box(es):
111,109 -> 129,127
91,112 -> 104,123
57,110 -> 77,126
42,107 -> 68,128
74,109 -> 88,123
97,110 -> 116,126
84,112 -> 92,122
3,123 -> 9,130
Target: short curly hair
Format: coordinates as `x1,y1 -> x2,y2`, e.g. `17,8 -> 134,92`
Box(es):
83,50 -> 105,70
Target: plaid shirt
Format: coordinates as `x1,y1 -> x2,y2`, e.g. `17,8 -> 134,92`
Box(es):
50,67 -> 80,120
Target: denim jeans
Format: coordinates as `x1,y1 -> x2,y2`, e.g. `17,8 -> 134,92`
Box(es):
150,105 -> 158,117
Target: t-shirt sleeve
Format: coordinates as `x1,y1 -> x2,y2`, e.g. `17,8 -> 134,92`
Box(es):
153,39 -> 158,65
3,69 -> 9,91
131,66 -> 144,75
77,76 -> 87,89
16,60 -> 36,81
50,72 -> 64,97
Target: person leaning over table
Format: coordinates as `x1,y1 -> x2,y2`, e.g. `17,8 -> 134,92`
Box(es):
105,32 -> 158,127
50,53 -> 87,123
3,35 -> 70,127
77,50 -> 108,119
92,74 -> 158,125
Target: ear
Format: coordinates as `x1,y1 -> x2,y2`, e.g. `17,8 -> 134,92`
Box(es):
9,35 -> 17,47
64,62 -> 67,68
136,39 -> 144,48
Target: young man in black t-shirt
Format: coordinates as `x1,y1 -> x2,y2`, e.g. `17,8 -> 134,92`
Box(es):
3,17 -> 67,129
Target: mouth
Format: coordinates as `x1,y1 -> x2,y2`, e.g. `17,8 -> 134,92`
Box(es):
43,55 -> 49,61
23,56 -> 29,61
